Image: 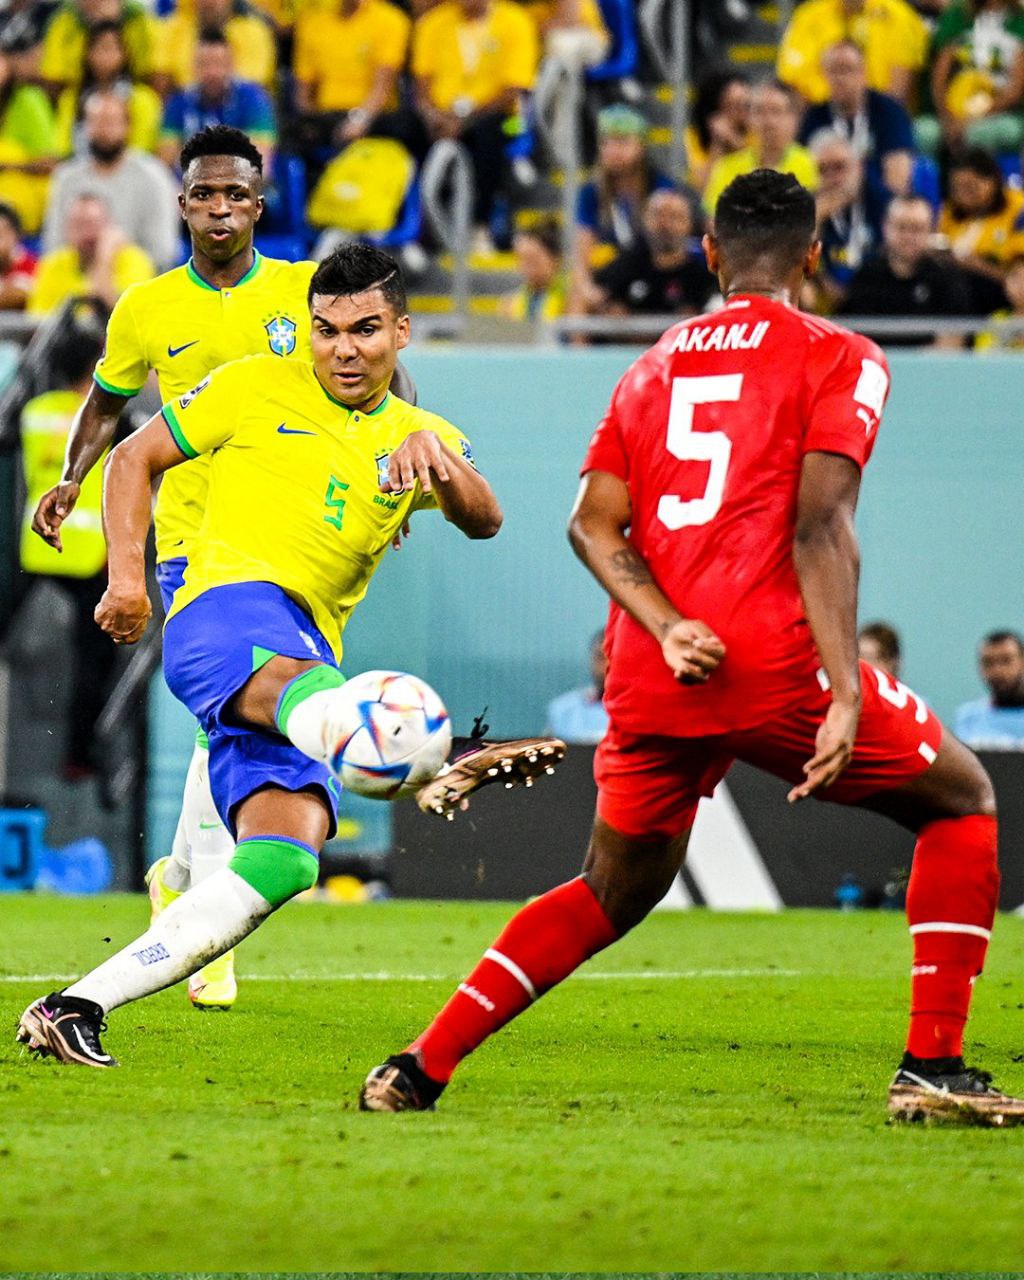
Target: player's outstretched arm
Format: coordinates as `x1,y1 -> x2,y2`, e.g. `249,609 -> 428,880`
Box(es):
790,449 -> 864,802
31,383 -> 131,552
94,414 -> 187,645
568,470 -> 725,683
384,430 -> 502,539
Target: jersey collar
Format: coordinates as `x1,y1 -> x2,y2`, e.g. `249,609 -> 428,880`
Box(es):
186,249 -> 263,292
314,370 -> 391,417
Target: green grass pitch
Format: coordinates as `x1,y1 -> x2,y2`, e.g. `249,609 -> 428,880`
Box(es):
3,894 -> 1024,1272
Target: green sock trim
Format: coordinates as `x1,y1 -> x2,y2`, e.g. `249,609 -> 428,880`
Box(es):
275,664 -> 346,737
195,726 -> 209,749
229,836 -> 319,907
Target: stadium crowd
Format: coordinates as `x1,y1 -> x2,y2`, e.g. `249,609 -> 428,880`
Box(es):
0,0 -> 1022,345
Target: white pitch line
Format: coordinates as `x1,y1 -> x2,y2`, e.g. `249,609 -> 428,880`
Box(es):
0,968 -> 801,984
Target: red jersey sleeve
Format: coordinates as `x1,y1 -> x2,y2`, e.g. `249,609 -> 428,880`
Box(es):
802,332 -> 890,469
581,375 -> 630,481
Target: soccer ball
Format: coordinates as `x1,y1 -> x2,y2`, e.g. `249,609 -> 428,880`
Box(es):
330,670 -> 452,800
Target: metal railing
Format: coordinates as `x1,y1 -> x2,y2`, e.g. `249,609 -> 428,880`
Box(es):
420,138 -> 474,322
638,0 -> 689,181
542,312 -> 1024,343
535,53 -> 585,271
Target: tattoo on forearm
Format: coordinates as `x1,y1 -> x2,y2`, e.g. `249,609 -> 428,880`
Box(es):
609,547 -> 654,588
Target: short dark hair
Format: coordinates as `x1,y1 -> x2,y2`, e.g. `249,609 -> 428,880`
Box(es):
858,621 -> 901,664
516,216 -> 561,259
712,168 -> 816,270
308,243 -> 407,315
197,26 -> 230,47
982,630 -> 1024,653
51,306 -> 106,387
180,124 -> 262,180
0,200 -> 22,235
86,19 -> 125,46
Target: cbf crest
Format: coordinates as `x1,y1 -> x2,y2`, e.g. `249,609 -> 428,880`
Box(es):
265,316 -> 297,356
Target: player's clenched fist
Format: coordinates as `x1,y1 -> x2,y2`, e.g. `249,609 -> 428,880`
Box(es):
95,584 -> 152,645
31,481 -> 81,551
383,430 -> 450,495
661,618 -> 726,684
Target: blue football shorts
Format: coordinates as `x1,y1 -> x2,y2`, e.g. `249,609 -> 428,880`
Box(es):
163,581 -> 341,839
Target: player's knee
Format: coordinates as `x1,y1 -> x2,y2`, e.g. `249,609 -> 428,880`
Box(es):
229,836 -> 319,907
961,753 -> 997,819
583,822 -> 683,932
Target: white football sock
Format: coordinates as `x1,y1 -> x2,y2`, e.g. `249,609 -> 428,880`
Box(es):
163,810 -> 191,893
64,869 -> 272,1014
182,741 -> 235,886
161,741 -> 235,892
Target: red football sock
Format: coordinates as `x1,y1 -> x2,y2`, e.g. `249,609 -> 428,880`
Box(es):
904,814 -> 999,1061
410,876 -> 619,1082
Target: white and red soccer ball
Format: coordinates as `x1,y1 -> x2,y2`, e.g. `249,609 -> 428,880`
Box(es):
330,670 -> 451,799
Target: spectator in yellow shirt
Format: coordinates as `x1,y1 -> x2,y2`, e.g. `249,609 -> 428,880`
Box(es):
499,217 -> 566,320
686,70 -> 752,194
28,190 -> 153,313
40,0 -> 157,93
703,81 -> 819,214
293,0 -> 410,151
156,0 -> 276,93
412,0 -> 538,248
55,21 -> 162,157
940,145 -> 1024,282
777,0 -> 928,106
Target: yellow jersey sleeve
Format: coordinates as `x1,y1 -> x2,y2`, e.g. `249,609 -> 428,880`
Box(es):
94,287 -> 149,396
161,359 -> 253,459
413,415 -> 476,511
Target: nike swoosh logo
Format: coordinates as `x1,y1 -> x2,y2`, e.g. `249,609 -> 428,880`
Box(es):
168,341 -> 199,358
277,424 -> 316,436
70,1023 -> 112,1063
197,820 -> 222,830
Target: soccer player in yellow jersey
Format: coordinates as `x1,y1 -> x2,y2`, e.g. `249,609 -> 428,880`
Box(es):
16,245 -> 561,1067
29,125 -> 417,1013
29,127 -> 314,1012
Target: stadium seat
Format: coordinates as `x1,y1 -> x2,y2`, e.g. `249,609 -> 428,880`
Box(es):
367,177 -> 422,250
262,154 -> 308,239
911,154 -> 941,210
586,0 -> 639,82
998,152 -> 1023,187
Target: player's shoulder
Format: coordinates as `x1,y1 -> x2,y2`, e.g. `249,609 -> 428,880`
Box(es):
798,310 -> 887,372
115,261 -> 191,310
257,255 -> 316,296
388,397 -> 460,437
209,352 -> 288,386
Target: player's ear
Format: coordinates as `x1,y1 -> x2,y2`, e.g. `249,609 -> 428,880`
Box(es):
702,232 -> 719,274
804,240 -> 823,277
395,313 -> 410,350
253,191 -> 264,224
177,190 -> 186,221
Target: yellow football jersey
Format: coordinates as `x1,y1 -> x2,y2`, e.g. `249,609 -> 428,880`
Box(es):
162,355 -> 475,661
93,251 -> 315,562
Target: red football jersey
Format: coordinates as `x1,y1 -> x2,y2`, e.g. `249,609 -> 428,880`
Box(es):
582,295 -> 890,737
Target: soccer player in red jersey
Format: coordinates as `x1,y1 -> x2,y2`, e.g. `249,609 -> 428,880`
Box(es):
360,169 -> 1024,1125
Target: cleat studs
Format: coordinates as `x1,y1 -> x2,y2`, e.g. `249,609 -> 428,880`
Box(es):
487,767 -> 499,776
545,766 -> 555,775
525,777 -> 533,787
445,811 -> 454,821
504,781 -> 514,788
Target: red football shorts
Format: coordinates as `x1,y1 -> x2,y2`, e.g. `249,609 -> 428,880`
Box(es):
594,661 -> 945,839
